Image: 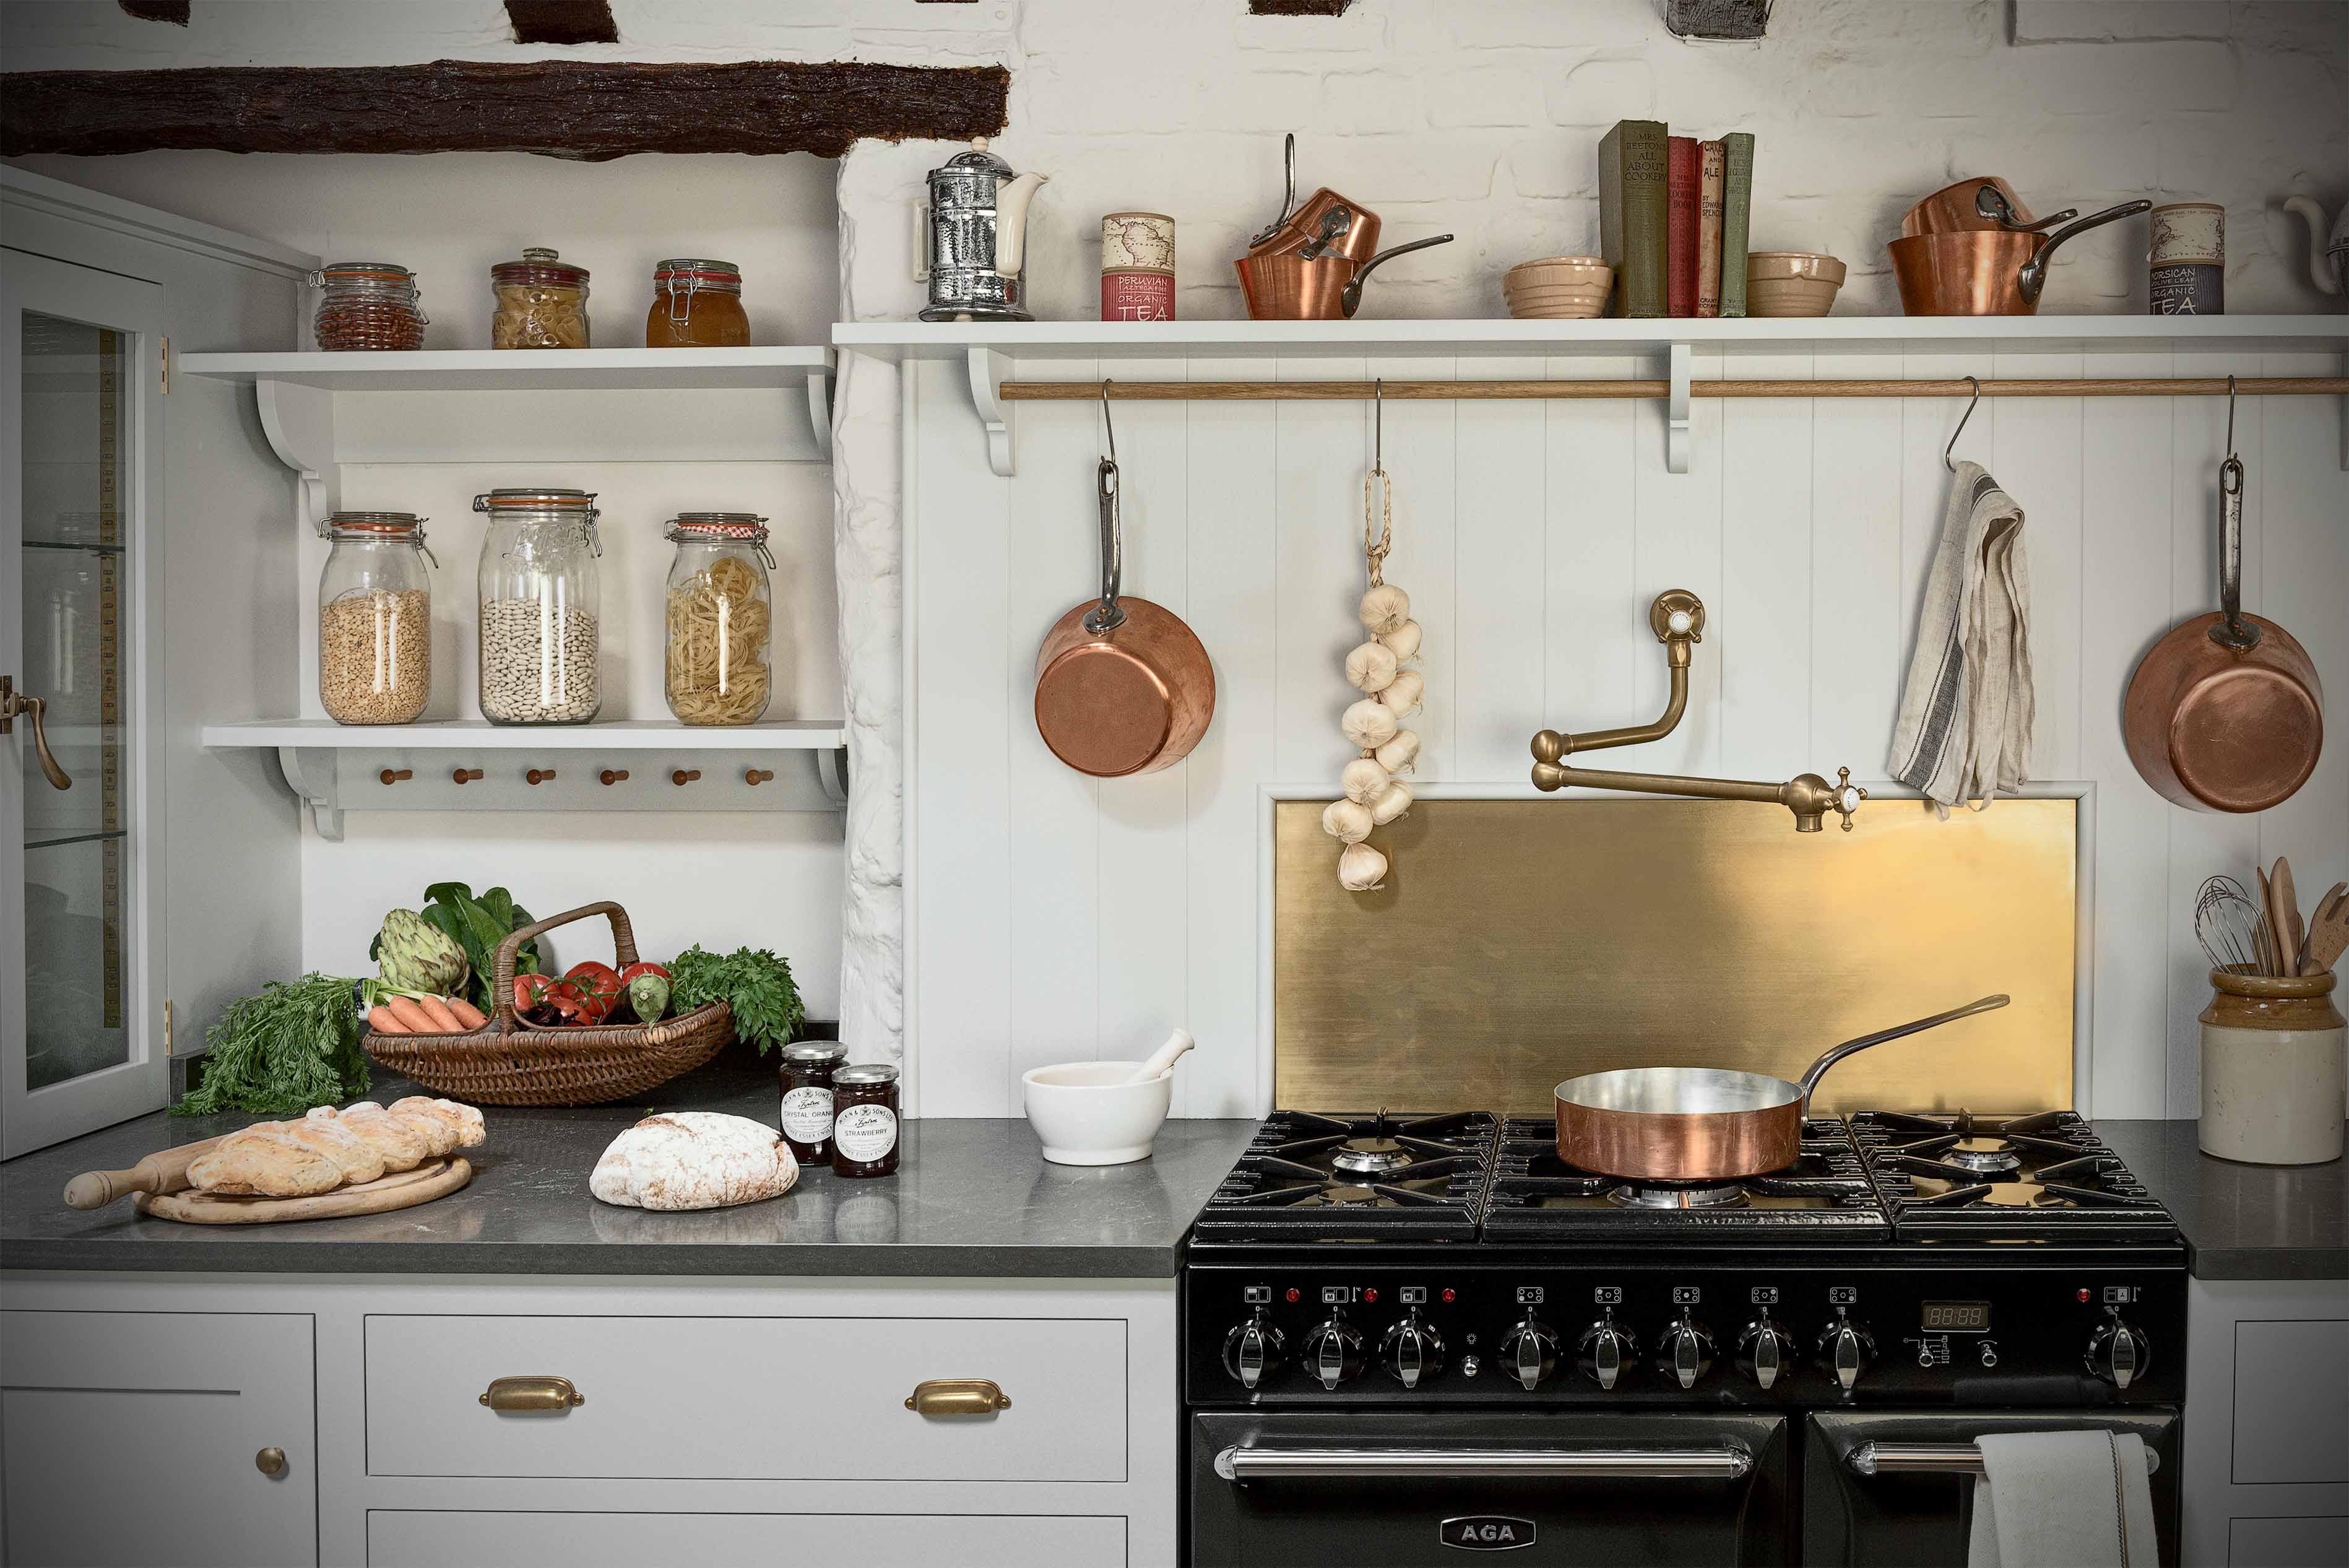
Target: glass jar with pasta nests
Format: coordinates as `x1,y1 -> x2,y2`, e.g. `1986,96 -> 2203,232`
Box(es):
663,513 -> 774,726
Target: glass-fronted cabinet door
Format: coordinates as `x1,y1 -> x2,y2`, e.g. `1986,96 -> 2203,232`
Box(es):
1,249 -> 167,1157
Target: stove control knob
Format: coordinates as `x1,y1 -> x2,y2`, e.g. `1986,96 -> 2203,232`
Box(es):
1576,1310 -> 1639,1391
1815,1307 -> 1875,1392
1656,1310 -> 1718,1390
1378,1309 -> 1447,1389
1734,1317 -> 1797,1392
1499,1315 -> 1562,1392
1301,1312 -> 1367,1390
1222,1309 -> 1287,1391
2087,1310 -> 2150,1390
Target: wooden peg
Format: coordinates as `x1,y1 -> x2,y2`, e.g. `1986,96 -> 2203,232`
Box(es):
745,768 -> 775,786
527,768 -> 558,786
599,768 -> 629,786
379,768 -> 412,786
672,768 -> 702,786
452,767 -> 484,784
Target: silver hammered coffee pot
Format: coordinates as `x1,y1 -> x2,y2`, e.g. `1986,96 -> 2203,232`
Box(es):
919,138 -> 1050,322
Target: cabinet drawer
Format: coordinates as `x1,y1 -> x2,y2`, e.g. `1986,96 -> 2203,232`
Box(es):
367,1510 -> 1125,1567
365,1314 -> 1125,1482
2233,1319 -> 2348,1484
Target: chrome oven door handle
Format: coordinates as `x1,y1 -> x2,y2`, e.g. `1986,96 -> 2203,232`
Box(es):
1214,1445 -> 1753,1483
1847,1440 -> 2159,1478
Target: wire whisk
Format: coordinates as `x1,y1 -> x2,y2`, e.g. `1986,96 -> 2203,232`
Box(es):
2194,875 -> 2267,974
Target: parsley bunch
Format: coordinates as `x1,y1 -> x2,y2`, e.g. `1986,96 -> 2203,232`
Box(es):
669,945 -> 805,1052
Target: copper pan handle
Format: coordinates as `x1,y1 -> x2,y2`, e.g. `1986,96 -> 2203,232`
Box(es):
2017,199 -> 2151,304
2209,456 -> 2260,651
1796,995 -> 2011,1109
1340,233 -> 1456,318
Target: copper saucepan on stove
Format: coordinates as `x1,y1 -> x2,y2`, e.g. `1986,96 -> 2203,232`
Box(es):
1553,995 -> 2011,1182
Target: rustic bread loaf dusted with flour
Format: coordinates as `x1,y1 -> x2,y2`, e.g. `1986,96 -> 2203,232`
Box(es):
590,1112 -> 800,1211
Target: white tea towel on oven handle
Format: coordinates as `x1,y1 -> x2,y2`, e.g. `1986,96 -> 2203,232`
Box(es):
1888,461 -> 2035,812
1966,1429 -> 2159,1568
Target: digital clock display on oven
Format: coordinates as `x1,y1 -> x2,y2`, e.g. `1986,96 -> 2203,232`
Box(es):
1921,1301 -> 1991,1332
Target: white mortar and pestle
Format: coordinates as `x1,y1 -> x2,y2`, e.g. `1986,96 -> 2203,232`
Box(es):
1023,1029 -> 1194,1166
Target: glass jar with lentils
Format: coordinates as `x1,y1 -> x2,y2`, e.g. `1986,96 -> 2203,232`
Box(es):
318,513 -> 435,724
311,262 -> 427,352
474,488 -> 601,725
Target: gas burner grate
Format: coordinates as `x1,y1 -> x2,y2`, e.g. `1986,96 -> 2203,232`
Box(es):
1849,1111 -> 2179,1241
1193,1120 -> 1492,1242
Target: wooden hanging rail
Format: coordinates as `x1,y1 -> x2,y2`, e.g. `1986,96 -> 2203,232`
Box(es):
1000,377 -> 2347,402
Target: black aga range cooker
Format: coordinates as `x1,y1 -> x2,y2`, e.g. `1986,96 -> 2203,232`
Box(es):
1183,1110 -> 2184,1566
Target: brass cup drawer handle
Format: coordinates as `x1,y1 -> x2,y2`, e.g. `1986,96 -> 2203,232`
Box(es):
905,1378 -> 1011,1415
479,1375 -> 586,1413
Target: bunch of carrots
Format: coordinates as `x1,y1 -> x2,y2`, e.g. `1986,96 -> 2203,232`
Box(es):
360,980 -> 487,1036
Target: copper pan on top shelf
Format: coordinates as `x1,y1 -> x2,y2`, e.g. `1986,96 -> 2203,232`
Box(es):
1901,176 -> 2077,238
1890,198 -> 2150,315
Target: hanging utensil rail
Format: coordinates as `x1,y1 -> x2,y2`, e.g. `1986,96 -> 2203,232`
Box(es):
998,376 -> 2344,401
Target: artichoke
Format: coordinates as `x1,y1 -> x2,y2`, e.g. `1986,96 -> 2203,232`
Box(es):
376,907 -> 469,997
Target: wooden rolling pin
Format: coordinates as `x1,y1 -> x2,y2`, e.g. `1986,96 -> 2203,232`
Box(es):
63,1136 -> 225,1210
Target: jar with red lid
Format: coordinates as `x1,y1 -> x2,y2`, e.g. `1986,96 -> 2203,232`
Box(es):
646,258 -> 750,348
490,247 -> 589,349
311,262 -> 427,351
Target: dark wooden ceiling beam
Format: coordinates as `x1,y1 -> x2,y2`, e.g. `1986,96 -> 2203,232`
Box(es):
116,0 -> 189,22
0,58 -> 1010,161
1248,0 -> 1357,14
505,1 -> 618,45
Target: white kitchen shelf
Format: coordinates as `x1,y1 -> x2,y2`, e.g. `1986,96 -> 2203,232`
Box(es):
838,316 -> 2347,476
178,345 -> 836,392
203,719 -> 849,839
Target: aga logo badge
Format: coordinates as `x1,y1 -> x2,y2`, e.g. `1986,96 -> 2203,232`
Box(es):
1441,1514 -> 1535,1551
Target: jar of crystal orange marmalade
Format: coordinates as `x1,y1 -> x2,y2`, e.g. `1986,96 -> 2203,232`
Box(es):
646,258 -> 749,348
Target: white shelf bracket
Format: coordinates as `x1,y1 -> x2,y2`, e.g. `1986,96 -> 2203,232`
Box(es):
816,745 -> 850,806
965,345 -> 1016,477
807,366 -> 835,462
254,378 -> 339,533
1666,341 -> 1694,475
275,746 -> 343,841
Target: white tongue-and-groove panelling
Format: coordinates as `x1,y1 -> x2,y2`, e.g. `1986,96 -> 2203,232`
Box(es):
904,347 -> 2347,1122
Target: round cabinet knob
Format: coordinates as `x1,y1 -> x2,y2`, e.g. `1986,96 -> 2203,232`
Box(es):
1222,1309 -> 1288,1391
1301,1312 -> 1367,1391
1498,1315 -> 1562,1392
254,1447 -> 287,1478
1815,1309 -> 1876,1392
2087,1312 -> 2151,1390
1577,1310 -> 1640,1392
1656,1310 -> 1718,1390
1734,1317 -> 1797,1392
1378,1309 -> 1447,1390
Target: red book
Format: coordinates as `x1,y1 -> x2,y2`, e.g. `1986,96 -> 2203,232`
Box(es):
1666,136 -> 1700,318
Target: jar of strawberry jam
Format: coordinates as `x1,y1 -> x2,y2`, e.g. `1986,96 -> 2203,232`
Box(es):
830,1063 -> 901,1178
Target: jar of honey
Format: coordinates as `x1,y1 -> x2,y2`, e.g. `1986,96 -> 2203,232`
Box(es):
831,1063 -> 901,1178
646,258 -> 749,347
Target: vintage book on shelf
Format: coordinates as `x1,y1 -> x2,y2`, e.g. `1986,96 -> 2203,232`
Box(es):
1697,139 -> 1726,318
1719,131 -> 1756,318
1666,134 -> 1700,318
1598,118 -> 1669,319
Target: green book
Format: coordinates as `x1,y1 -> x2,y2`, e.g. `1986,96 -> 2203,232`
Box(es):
1598,119 -> 1669,319
1717,131 -> 1756,318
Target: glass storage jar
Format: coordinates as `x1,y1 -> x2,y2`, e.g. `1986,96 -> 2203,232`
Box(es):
778,1040 -> 847,1164
663,512 -> 773,726
645,259 -> 750,348
318,512 -> 436,725
311,262 -> 427,352
831,1063 -> 901,1178
475,488 -> 602,724
490,247 -> 590,349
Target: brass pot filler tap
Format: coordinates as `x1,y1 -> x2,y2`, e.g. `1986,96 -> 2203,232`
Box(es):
1528,591 -> 1866,833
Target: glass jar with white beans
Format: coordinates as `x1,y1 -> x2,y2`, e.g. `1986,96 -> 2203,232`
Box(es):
473,488 -> 602,725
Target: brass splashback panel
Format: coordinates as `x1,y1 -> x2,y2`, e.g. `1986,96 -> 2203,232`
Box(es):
1274,797 -> 2075,1114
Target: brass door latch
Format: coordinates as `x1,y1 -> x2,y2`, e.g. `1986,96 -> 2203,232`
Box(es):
0,676 -> 72,790
478,1375 -> 586,1412
905,1378 -> 1011,1415
1529,591 -> 1864,832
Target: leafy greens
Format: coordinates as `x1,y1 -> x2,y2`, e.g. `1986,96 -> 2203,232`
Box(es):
670,945 -> 805,1052
371,881 -> 539,1013
172,973 -> 371,1117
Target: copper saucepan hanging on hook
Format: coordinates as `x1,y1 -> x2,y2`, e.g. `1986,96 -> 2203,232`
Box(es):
1034,383 -> 1216,777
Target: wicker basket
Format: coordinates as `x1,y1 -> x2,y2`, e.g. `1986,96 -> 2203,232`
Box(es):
362,901 -> 732,1105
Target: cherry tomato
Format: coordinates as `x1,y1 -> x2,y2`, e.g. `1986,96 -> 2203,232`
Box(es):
514,972 -> 559,1012
617,961 -> 671,990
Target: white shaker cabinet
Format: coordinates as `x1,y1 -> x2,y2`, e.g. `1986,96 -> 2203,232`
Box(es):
2183,1277 -> 2349,1567
365,1509 -> 1125,1567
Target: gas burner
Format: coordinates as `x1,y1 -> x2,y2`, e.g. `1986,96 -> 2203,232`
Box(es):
1331,1138 -> 1414,1176
1853,1112 -> 2181,1241
1942,1136 -> 2023,1174
1314,1184 -> 1385,1206
1608,1181 -> 1750,1210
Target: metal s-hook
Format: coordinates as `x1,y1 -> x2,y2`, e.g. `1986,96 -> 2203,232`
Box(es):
1372,377 -> 1384,474
1099,376 -> 1118,466
1089,378 -> 1125,635
2224,373 -> 2237,459
1944,376 -> 1980,474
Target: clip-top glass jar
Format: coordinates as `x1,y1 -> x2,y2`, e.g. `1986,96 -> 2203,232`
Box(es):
490,247 -> 590,349
474,488 -> 602,724
831,1063 -> 901,1177
646,258 -> 750,348
318,513 -> 436,725
311,262 -> 427,352
664,513 -> 774,726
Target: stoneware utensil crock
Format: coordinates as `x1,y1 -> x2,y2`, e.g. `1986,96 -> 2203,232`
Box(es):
2199,967 -> 2344,1165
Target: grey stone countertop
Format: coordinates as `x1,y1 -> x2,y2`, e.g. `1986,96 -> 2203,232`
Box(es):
2096,1120 -> 2347,1281
0,1063 -> 1260,1278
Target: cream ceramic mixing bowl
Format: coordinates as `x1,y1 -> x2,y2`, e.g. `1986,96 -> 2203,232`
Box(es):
1023,1061 -> 1174,1166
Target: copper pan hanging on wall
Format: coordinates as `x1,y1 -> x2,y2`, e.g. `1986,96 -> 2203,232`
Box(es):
1034,386 -> 1216,778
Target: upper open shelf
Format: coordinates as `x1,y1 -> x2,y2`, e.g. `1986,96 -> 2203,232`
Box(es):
180,345 -> 836,391
201,717 -> 847,750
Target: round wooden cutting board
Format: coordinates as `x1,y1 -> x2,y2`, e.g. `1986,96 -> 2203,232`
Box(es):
134,1157 -> 473,1225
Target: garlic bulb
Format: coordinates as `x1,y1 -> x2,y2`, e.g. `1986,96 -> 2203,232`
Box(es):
1378,618 -> 1423,663
1358,584 -> 1411,635
1378,667 -> 1425,718
1344,639 -> 1399,694
1322,798 -> 1373,844
1374,729 -> 1421,774
1341,756 -> 1391,805
1337,840 -> 1388,891
1369,779 -> 1414,825
1341,698 -> 1399,749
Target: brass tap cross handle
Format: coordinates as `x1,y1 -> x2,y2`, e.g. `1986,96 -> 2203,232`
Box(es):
0,677 -> 72,790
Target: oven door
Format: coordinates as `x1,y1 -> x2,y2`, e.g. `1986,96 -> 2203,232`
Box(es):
1804,1410 -> 2181,1568
1191,1411 -> 1790,1566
